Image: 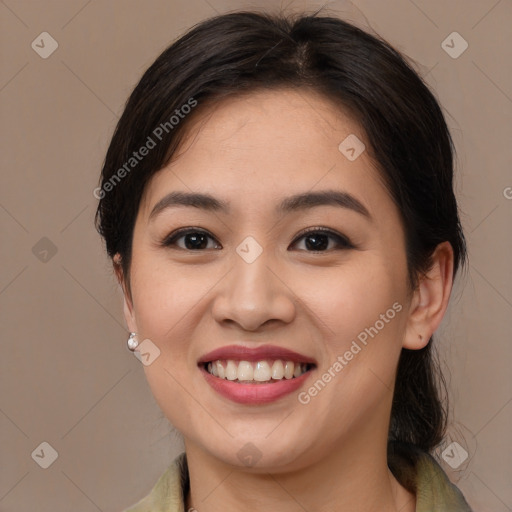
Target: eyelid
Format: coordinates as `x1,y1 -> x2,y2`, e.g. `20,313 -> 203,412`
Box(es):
293,226 -> 349,241
161,227 -> 221,248
290,226 -> 353,249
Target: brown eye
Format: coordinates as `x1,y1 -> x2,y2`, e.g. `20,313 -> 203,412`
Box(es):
291,228 -> 353,252
162,228 -> 221,250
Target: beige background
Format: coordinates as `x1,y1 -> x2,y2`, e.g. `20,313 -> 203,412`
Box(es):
1,0 -> 511,510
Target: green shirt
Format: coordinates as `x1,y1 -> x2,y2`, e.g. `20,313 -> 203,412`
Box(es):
124,442 -> 472,511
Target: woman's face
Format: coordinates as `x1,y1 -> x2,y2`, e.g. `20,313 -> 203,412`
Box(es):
123,88 -> 417,471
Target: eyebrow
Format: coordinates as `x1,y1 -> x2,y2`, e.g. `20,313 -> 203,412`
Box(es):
149,189 -> 371,221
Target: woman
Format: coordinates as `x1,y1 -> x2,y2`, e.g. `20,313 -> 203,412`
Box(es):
95,10 -> 473,511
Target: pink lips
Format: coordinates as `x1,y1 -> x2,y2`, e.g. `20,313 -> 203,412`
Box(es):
198,344 -> 316,405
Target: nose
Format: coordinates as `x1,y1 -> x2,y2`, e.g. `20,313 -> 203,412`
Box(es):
211,247 -> 296,332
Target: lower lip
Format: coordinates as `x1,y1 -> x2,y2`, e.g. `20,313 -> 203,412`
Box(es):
200,366 -> 313,404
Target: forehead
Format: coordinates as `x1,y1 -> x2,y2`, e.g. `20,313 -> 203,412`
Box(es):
169,87 -> 362,161
139,88 -> 385,218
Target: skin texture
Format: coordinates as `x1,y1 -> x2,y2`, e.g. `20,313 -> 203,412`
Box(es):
116,89 -> 454,511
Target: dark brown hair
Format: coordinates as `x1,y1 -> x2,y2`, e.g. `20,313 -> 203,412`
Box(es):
95,10 -> 467,452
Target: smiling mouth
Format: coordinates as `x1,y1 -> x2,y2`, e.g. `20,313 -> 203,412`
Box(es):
201,359 -> 315,384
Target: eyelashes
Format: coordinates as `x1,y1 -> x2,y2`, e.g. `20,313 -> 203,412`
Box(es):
161,228 -> 221,250
160,226 -> 354,252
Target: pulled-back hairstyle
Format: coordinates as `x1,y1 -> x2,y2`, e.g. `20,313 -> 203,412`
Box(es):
95,10 -> 467,453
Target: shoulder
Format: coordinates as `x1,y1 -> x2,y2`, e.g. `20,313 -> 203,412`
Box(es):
388,441 -> 473,511
122,452 -> 188,512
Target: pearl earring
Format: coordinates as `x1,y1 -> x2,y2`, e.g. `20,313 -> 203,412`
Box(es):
127,332 -> 139,351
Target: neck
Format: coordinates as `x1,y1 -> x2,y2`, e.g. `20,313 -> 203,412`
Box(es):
184,426 -> 415,511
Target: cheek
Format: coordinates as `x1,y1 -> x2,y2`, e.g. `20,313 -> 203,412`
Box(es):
124,234 -> 218,432
302,257 -> 407,414
129,258 -> 206,427
299,256 -> 407,350
128,253 -> 199,357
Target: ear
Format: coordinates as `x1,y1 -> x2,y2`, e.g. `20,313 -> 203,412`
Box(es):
403,241 -> 454,350
113,253 -> 138,334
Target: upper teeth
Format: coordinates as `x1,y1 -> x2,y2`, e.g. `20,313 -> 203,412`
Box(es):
206,360 -> 310,382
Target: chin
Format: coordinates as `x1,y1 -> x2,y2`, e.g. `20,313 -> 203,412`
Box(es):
198,434 -> 316,473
